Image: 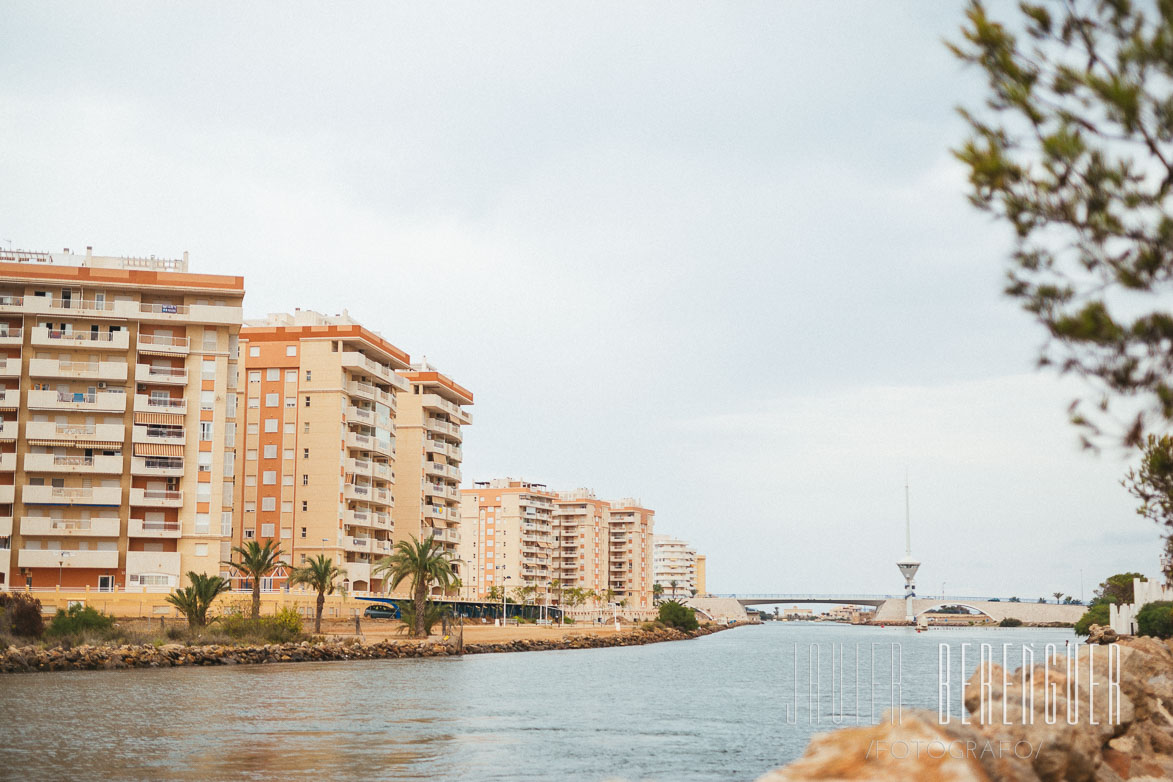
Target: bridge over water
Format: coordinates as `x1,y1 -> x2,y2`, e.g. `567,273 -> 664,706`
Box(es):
689,594 -> 1086,624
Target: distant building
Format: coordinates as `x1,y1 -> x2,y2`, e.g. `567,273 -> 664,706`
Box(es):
652,534 -> 698,599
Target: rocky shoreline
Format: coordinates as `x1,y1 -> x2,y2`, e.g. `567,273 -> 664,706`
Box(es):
0,623 -> 740,674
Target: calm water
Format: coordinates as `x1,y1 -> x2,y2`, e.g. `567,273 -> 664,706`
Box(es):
0,623 -> 1075,781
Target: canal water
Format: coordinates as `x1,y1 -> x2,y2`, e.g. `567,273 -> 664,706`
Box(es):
0,623 -> 1075,781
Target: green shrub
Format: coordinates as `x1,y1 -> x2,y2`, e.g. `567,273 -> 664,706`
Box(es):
0,592 -> 44,638
563,617 -> 574,624
999,617 -> 1023,627
1074,602 -> 1110,636
657,600 -> 699,631
47,603 -> 115,637
1136,601 -> 1173,639
215,606 -> 304,644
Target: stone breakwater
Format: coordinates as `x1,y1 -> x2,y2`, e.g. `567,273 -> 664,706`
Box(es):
0,624 -> 737,674
760,635 -> 1173,782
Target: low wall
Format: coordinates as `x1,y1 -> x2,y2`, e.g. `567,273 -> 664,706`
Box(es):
10,587 -> 369,620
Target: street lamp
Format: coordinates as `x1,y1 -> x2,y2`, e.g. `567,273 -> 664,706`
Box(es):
58,551 -> 71,587
499,573 -> 511,625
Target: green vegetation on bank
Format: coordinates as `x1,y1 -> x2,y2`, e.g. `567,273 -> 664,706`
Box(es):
657,600 -> 699,631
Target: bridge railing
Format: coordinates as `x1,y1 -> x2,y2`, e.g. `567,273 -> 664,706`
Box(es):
709,593 -> 1022,603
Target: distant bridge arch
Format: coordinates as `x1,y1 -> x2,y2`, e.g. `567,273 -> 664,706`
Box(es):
701,594 -> 1087,625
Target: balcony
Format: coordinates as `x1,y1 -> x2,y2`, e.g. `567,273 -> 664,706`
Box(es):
138,301 -> 242,326
344,509 -> 371,528
0,328 -> 22,346
341,351 -> 409,392
28,358 -> 128,381
23,453 -> 123,474
26,389 -> 127,413
20,516 -> 120,537
420,393 -> 473,425
18,548 -> 119,569
128,518 -> 182,538
429,527 -> 461,544
371,539 -> 393,555
424,505 -> 460,523
35,296 -> 121,317
344,536 -> 372,554
130,488 -> 183,508
22,485 -> 121,506
372,462 -> 393,482
426,483 -> 459,502
0,359 -> 19,378
346,405 -> 376,425
0,484 -> 10,504
426,417 -> 459,437
345,457 -> 373,477
0,295 -> 22,313
344,561 -> 371,584
25,421 -> 125,443
30,326 -> 129,351
343,483 -> 373,503
133,394 -> 187,415
0,390 -> 18,411
136,333 -> 190,356
131,456 -> 184,477
136,364 -> 188,385
371,512 -> 392,530
0,453 -> 11,472
125,550 -> 182,577
132,424 -> 185,446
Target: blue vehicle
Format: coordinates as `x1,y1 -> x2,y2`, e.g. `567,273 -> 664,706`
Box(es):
363,603 -> 400,619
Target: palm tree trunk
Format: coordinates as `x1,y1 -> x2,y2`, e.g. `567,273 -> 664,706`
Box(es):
315,590 -> 325,634
252,580 -> 261,620
414,579 -> 427,638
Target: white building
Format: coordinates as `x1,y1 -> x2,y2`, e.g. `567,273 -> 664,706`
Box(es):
653,534 -> 697,599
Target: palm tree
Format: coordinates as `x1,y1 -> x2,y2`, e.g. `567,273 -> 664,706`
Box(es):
222,540 -> 286,619
372,534 -> 456,637
549,578 -> 563,607
289,555 -> 347,634
669,579 -> 679,600
1053,592 -> 1065,604
166,571 -> 231,629
652,583 -> 664,604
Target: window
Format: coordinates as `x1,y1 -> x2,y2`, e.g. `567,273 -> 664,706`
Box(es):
301,527 -> 307,538
266,368 -> 279,381
202,331 -> 218,351
202,359 -> 216,380
261,522 -> 275,537
224,421 -> 236,441
305,370 -> 312,382
265,393 -> 278,407
302,475 -> 308,486
198,452 -> 212,473
200,390 -> 215,411
284,396 -> 295,407
302,501 -> 308,511
261,497 -> 276,511
282,474 -> 293,486
262,471 -> 276,485
195,515 -> 210,535
303,422 -> 310,433
247,422 -> 259,435
249,346 -> 259,357
285,370 -> 297,383
263,444 -> 277,459
199,422 -> 213,441
286,345 -> 297,357
304,396 -> 311,407
282,501 -> 293,512
226,394 -> 237,418
247,397 -> 259,408
244,528 -> 255,539
249,371 -> 261,383
283,449 -> 294,460
197,484 -> 211,502
303,448 -> 310,459
221,512 -> 232,536
264,418 -> 278,433
223,451 -> 235,477
284,423 -> 295,434
246,449 -> 257,461
245,475 -> 257,487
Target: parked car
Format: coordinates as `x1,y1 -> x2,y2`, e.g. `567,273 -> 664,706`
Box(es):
363,603 -> 399,619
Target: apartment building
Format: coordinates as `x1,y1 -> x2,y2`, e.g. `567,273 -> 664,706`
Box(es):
553,489 -> 611,595
392,362 -> 473,569
459,479 -> 557,600
652,534 -> 698,599
608,499 -> 655,609
235,310 -> 411,593
695,553 -> 707,596
0,247 -> 243,592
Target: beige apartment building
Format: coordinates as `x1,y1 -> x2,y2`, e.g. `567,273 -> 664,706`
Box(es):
0,247 -> 243,592
392,363 -> 473,570
608,499 -> 654,609
459,479 -> 557,600
652,534 -> 698,600
695,553 -> 707,596
235,310 -> 411,593
553,489 -> 612,595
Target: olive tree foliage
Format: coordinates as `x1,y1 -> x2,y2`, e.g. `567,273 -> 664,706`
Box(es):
952,1 -> 1173,448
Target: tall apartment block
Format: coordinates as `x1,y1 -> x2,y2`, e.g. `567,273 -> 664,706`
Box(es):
652,534 -> 699,599
392,363 -> 473,569
234,310 -> 415,592
0,247 -> 243,592
553,489 -> 612,595
459,479 -> 557,599
608,499 -> 655,609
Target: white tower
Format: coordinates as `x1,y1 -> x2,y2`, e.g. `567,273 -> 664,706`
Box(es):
896,479 -> 920,622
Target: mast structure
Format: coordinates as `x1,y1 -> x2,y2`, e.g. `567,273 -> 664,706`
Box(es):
896,476 -> 921,623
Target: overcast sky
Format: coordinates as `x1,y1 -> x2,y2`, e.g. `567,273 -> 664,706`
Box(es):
0,2 -> 1160,600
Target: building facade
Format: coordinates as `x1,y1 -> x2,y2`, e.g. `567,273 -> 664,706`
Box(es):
0,247 -> 243,592
553,489 -> 611,595
608,499 -> 655,609
392,363 -> 473,573
459,479 -> 557,601
652,534 -> 698,600
235,310 -> 412,593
